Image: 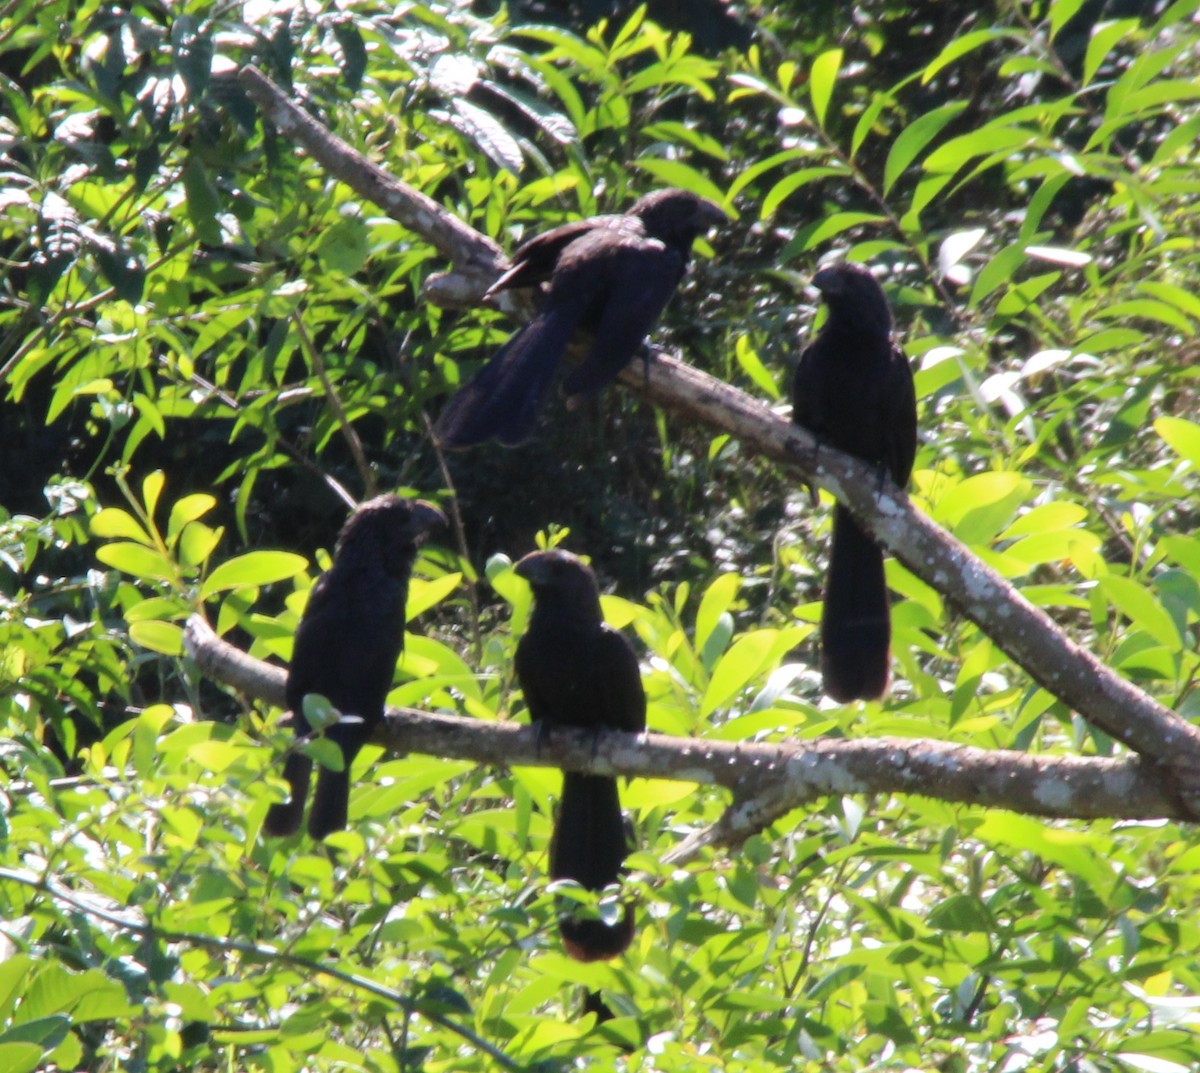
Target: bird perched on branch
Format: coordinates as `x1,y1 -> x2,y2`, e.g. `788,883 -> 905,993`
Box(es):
791,262 -> 917,703
263,494 -> 445,840
435,188 -> 728,448
514,549 -> 646,962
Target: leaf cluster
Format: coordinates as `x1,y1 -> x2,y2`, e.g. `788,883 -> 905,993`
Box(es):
2,0 -> 1200,1070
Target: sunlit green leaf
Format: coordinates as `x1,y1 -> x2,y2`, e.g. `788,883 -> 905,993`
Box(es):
129,620 -> 185,655
405,573 -> 462,621
809,48 -> 842,128
95,541 -> 177,582
91,507 -> 152,545
200,552 -> 308,597
1156,417 -> 1200,470
888,103 -> 969,195
1097,576 -> 1183,651
695,573 -> 741,654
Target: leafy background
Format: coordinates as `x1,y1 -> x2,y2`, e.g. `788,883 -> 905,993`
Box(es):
2,0 -> 1199,1069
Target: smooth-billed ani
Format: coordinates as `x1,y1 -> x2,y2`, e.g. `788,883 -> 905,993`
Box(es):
263,495 -> 445,840
514,549 -> 647,961
791,263 -> 917,703
435,188 -> 727,448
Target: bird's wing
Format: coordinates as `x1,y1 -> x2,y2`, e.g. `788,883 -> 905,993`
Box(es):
286,569 -> 405,725
486,216 -> 627,296
789,336 -> 827,437
285,572 -> 343,725
595,625 -> 647,734
560,237 -> 686,398
883,341 -> 918,486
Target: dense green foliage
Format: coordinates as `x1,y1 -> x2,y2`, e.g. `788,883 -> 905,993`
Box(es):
2,0 -> 1200,1069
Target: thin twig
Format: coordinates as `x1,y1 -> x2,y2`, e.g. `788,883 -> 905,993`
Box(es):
292,310 -> 376,500
422,411 -> 483,660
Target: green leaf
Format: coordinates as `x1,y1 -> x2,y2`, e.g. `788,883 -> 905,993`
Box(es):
18,966 -> 122,1023
71,973 -> 137,1021
200,552 -> 307,597
142,471 -> 165,521
974,813 -> 1107,889
168,493 -> 217,540
301,693 -> 341,732
801,211 -> 887,249
1084,20 -> 1138,86
809,49 -> 842,128
0,958 -> 34,1023
922,29 -> 1014,83
177,522 -> 222,569
0,1015 -> 70,1050
95,541 -> 176,582
933,473 -> 1029,545
760,167 -> 847,219
1097,576 -> 1183,651
129,620 -> 185,656
182,155 -> 221,246
405,573 -> 462,621
970,242 -> 1027,306
850,89 -> 893,159
187,740 -> 245,774
1000,502 -> 1089,540
90,507 -> 152,545
631,158 -> 727,207
733,334 -> 780,399
0,1043 -> 43,1073
923,125 -> 1034,175
1155,417 -> 1200,469
695,573 -> 741,654
701,629 -> 787,717
1049,0 -> 1088,39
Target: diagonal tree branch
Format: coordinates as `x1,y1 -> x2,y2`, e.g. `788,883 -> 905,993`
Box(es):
232,65 -> 1200,833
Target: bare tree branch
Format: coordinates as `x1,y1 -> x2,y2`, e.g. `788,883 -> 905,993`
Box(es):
186,613 -> 1181,858
292,310 -> 377,500
231,64 -> 1200,832
239,65 -> 507,306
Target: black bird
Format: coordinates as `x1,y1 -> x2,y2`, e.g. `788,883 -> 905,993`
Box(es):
514,549 -> 647,961
791,263 -> 917,703
263,495 -> 445,839
435,188 -> 728,448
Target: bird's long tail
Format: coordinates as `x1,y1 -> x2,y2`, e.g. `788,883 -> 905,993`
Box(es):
306,720 -> 370,840
821,504 -> 892,702
551,773 -> 635,961
434,308 -> 576,448
263,751 -> 311,837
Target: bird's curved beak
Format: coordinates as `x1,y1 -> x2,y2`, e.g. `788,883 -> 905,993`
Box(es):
514,551 -> 546,584
811,266 -> 845,297
411,500 -> 448,538
696,199 -> 731,228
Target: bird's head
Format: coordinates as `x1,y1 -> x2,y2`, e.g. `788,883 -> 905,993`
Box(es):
812,261 -> 893,337
629,188 -> 729,246
335,495 -> 446,576
515,548 -> 602,613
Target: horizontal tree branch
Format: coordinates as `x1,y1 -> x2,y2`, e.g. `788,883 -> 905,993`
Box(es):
232,65 -> 1200,830
185,614 -> 1183,864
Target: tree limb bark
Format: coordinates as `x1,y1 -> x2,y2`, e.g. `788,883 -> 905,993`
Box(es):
232,64 -> 1200,834
185,613 -> 1182,863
